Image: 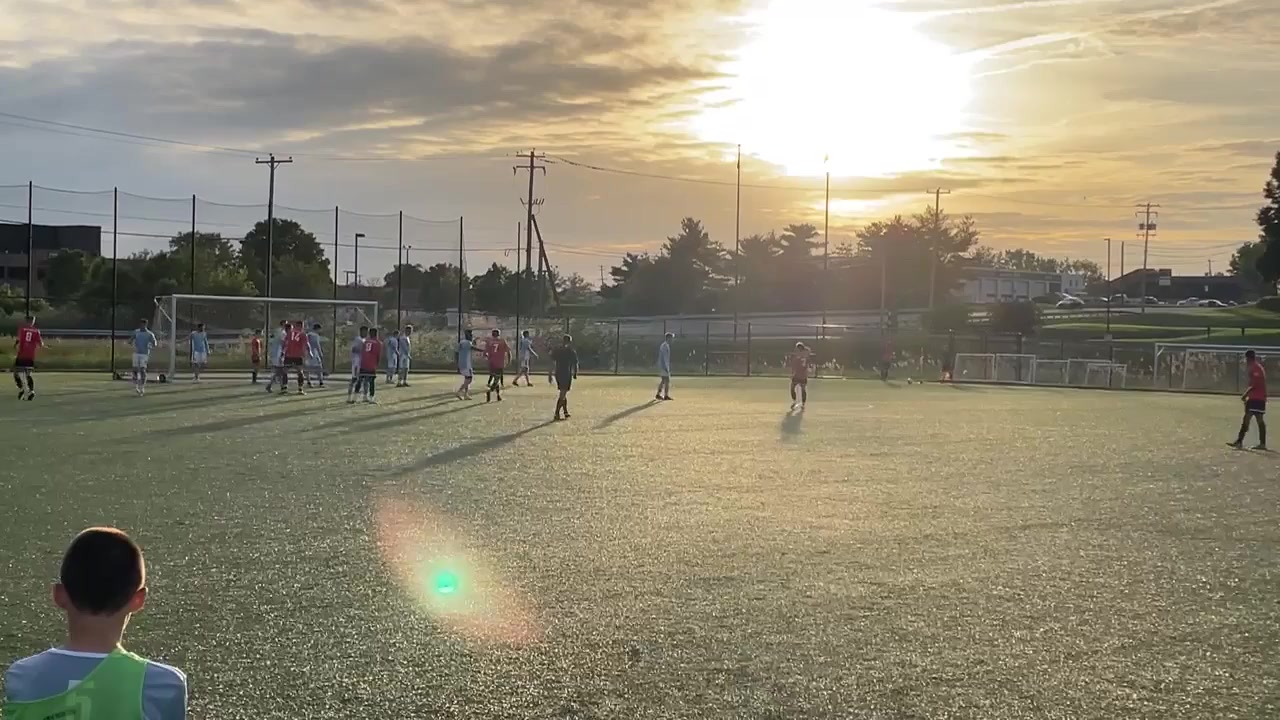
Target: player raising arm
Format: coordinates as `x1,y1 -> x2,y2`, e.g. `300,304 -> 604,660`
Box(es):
281,321 -> 309,395
357,328 -> 382,404
397,325 -> 413,387
515,330 -> 538,387
1228,349 -> 1267,450
12,315 -> 45,401
188,323 -> 209,383
484,329 -> 510,403
128,320 -> 158,396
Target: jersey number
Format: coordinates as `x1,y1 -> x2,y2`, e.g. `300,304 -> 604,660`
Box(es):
21,330 -> 34,343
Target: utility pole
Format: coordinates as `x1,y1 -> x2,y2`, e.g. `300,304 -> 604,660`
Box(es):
1136,202 -> 1160,313
1105,237 -> 1112,337
599,265 -> 607,288
254,154 -> 292,301
1120,240 -> 1125,278
513,149 -> 547,314
822,154 -> 831,333
926,188 -> 951,310
734,144 -> 742,341
354,233 -> 365,286
1208,259 -> 1213,276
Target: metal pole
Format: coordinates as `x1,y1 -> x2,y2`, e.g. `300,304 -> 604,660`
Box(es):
265,161 -> 276,298
734,144 -> 741,342
110,188 -> 118,376
396,210 -> 403,328
457,217 -> 464,342
332,205 -> 339,375
190,195 -> 196,294
613,319 -> 621,375
25,181 -> 32,315
1105,237 -> 1112,337
879,240 -> 888,330
746,322 -> 753,377
515,221 -> 521,341
822,158 -> 830,332
704,322 -> 710,376
354,233 -> 363,286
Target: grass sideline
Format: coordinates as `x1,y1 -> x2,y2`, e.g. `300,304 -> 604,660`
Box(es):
1,376 -> 1277,718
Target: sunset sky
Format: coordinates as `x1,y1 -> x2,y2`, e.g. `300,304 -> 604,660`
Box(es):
1,0 -> 1275,280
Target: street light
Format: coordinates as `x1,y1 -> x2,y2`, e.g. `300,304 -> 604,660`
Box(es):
404,244 -> 413,267
353,233 -> 365,286
1105,237 -> 1113,337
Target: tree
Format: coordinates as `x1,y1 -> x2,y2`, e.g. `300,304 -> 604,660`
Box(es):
1254,152 -> 1280,288
272,256 -> 333,299
1229,240 -> 1268,297
239,218 -> 331,295
989,301 -> 1040,334
170,231 -> 237,268
43,250 -> 90,302
555,273 -> 595,305
661,217 -> 728,313
779,223 -> 821,257
470,263 -> 515,313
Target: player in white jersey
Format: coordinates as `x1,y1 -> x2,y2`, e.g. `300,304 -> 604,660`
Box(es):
455,329 -> 476,400
128,320 -> 158,396
347,326 -> 369,403
514,330 -> 538,387
265,320 -> 288,392
397,325 -> 413,387
305,323 -> 325,388
384,329 -> 401,385
188,323 -> 209,382
656,332 -> 673,400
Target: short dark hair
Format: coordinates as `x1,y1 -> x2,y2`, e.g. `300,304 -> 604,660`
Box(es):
1246,349 -> 1257,361
358,325 -> 369,334
196,323 -> 205,330
312,323 -> 321,331
60,528 -> 145,615
563,334 -> 573,344
369,328 -> 380,337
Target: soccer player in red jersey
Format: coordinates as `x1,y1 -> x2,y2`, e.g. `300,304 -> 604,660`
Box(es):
281,320 -> 309,395
789,342 -> 810,410
249,329 -> 263,384
1228,349 -> 1267,450
483,329 -> 510,403
355,328 -> 382,404
12,315 -> 44,401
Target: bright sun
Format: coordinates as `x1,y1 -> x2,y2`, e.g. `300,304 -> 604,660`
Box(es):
690,0 -> 973,178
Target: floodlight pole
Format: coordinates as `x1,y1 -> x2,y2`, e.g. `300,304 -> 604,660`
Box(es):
255,153 -> 292,333
1104,237 -> 1112,336
822,155 -> 830,336
354,233 -> 365,286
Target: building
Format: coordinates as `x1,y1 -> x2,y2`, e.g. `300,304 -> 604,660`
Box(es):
957,268 -> 1087,304
1109,268 -> 1244,303
0,223 -> 102,298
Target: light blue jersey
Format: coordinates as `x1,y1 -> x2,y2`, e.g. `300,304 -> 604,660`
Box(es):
133,329 -> 157,356
306,331 -> 322,359
399,334 -> 411,357
5,648 -> 187,720
458,339 -> 473,374
189,331 -> 208,354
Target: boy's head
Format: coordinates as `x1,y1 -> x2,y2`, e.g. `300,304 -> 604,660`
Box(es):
404,325 -> 413,334
55,527 -> 146,617
665,332 -> 674,340
369,328 -> 380,338
139,319 -> 149,329
391,329 -> 400,336
1246,349 -> 1257,362
196,323 -> 205,332
491,329 -> 501,338
359,325 -> 369,337
523,330 -> 531,338
562,334 -> 573,345
253,328 -> 262,337
796,342 -> 806,351
283,321 -> 292,331
464,329 -> 474,340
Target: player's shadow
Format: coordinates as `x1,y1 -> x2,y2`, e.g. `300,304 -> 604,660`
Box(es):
69,387 -> 263,421
399,420 -> 555,472
321,399 -> 485,436
595,400 -> 661,429
153,398 -> 337,436
780,407 -> 804,439
308,392 -> 460,432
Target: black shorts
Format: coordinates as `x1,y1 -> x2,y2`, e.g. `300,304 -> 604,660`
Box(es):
556,374 -> 573,391
13,358 -> 34,369
1246,399 -> 1266,414
285,356 -> 304,368
359,369 -> 377,379
791,375 -> 808,386
488,368 -> 504,380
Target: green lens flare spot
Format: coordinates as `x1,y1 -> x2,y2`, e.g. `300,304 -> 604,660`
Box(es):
433,570 -> 460,595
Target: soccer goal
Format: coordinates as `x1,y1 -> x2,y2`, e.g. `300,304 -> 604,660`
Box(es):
953,353 -> 1038,384
153,294 -> 380,382
1154,343 -> 1280,393
1083,362 -> 1127,388
1033,359 -> 1070,386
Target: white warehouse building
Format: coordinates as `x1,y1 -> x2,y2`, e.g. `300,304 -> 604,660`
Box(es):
957,268 -> 1088,304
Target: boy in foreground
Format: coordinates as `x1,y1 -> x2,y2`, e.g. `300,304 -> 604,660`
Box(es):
3,527 -> 187,719
130,319 -> 158,396
357,328 -> 382,404
189,323 -> 209,383
1228,349 -> 1267,450
551,334 -> 578,421
13,314 -> 44,401
515,329 -> 537,387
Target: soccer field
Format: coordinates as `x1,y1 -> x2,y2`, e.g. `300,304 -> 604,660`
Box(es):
1,375 -> 1277,719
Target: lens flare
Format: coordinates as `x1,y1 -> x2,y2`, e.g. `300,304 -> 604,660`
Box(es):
373,496 -> 542,646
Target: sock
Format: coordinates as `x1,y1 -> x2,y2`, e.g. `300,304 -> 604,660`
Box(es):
368,379 -> 376,399
252,369 -> 258,383
1258,417 -> 1267,446
25,374 -> 34,392
13,372 -> 22,390
1237,415 -> 1251,444
790,384 -> 796,401
801,386 -> 807,403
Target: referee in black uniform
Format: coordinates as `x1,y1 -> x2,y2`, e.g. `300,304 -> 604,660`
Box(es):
551,334 -> 579,421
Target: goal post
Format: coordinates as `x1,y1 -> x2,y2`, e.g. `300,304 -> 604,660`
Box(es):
1084,362 -> 1127,388
953,353 -> 995,381
153,294 -> 379,381
953,353 -> 1037,384
1154,343 -> 1280,393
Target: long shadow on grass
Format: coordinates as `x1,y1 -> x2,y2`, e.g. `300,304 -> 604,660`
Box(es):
395,420 -> 555,473
780,407 -> 804,439
595,399 -> 661,429
66,387 -> 266,421
151,397 -> 339,437
321,400 -> 485,436
306,392 -> 461,431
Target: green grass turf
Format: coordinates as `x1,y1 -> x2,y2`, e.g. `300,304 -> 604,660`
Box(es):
1,375 -> 1278,719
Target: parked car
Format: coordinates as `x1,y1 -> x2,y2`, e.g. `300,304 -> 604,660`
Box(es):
1176,297 -> 1200,306
1197,299 -> 1228,308
1056,297 -> 1085,309
1143,296 -> 1161,305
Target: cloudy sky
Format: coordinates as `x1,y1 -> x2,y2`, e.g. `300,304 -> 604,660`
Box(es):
1,0 -> 1275,281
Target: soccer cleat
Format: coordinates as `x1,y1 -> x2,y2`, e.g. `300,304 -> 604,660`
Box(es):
1226,441 -> 1244,449
655,394 -> 663,400
16,389 -> 23,400
1253,444 -> 1268,451
297,389 -> 307,396
485,390 -> 492,403
562,411 -> 570,418
663,396 -> 673,401
24,391 -> 34,401
553,415 -> 563,421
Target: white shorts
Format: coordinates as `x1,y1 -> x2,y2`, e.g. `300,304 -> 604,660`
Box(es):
459,366 -> 473,379
191,351 -> 208,365
132,353 -> 150,369
306,355 -> 323,369
400,356 -> 411,372
350,356 -> 361,378
519,354 -> 531,370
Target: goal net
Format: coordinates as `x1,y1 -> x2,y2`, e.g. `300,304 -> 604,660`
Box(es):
1154,343 -> 1280,393
153,294 -> 379,381
953,353 -> 1037,383
1084,362 -> 1127,388
1033,359 -> 1069,386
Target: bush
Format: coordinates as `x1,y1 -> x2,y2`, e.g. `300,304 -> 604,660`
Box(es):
924,303 -> 971,333
989,301 -> 1041,335
1256,296 -> 1280,312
